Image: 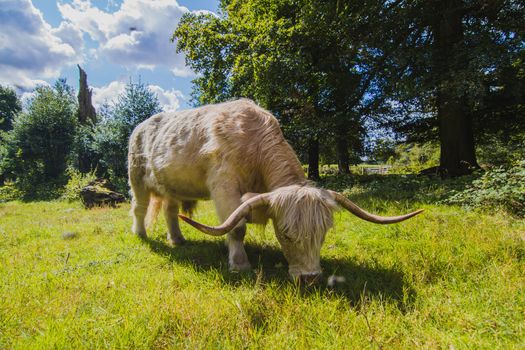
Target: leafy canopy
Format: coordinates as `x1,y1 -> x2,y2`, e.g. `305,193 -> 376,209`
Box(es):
0,85 -> 21,132
92,79 -> 161,191
0,79 -> 78,198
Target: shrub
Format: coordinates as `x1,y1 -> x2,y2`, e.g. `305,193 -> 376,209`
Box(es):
476,133 -> 525,167
61,168 -> 97,202
1,80 -> 77,197
0,181 -> 22,202
444,161 -> 525,216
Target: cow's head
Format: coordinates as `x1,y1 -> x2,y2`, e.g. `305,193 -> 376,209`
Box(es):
178,184 -> 423,283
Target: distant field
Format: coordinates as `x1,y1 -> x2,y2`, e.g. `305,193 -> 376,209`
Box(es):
0,179 -> 524,349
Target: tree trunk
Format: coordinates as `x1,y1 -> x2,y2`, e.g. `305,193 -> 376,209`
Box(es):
432,0 -> 479,177
77,65 -> 97,173
437,93 -> 478,176
335,136 -> 350,174
307,137 -> 320,180
77,65 -> 96,126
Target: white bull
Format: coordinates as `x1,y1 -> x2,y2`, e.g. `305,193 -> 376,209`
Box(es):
128,99 -> 423,282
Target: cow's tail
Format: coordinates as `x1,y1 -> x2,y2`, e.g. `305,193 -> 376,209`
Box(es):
145,194 -> 163,228
144,197 -> 197,228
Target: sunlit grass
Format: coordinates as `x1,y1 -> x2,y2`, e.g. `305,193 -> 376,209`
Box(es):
0,191 -> 523,349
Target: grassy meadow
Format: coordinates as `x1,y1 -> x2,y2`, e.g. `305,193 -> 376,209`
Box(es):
0,175 -> 524,349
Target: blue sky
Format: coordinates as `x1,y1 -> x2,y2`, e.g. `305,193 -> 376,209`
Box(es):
0,0 -> 220,110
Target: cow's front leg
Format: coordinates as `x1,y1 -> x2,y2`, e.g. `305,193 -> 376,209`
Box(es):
164,199 -> 186,246
212,188 -> 251,272
227,225 -> 251,271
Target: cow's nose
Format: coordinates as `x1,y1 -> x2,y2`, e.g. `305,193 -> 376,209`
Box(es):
299,273 -> 322,286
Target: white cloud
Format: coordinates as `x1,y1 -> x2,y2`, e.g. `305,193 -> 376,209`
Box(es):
58,0 -> 199,77
148,84 -> 184,111
51,21 -> 85,54
58,0 -> 114,43
92,80 -> 184,112
0,0 -> 83,90
92,80 -> 126,108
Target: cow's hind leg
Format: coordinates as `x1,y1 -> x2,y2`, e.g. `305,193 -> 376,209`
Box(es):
212,189 -> 251,272
164,199 -> 186,246
130,182 -> 150,238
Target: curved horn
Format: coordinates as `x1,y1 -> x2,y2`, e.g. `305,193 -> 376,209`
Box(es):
178,194 -> 270,236
329,190 -> 424,224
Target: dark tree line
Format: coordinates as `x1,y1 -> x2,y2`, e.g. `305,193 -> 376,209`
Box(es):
173,0 -> 524,178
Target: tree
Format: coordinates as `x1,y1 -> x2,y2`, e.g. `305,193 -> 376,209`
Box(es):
92,80 -> 161,191
174,0 -> 397,178
174,3 -> 326,179
383,0 -> 525,175
1,79 -> 77,195
369,139 -> 397,164
0,85 -> 21,132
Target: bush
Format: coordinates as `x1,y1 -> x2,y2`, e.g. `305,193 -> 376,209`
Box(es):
61,168 -> 97,202
444,161 -> 525,216
0,181 -> 22,202
476,133 -> 525,167
1,80 -> 77,197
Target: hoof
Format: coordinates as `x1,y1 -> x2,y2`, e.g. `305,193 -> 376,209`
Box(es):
229,260 -> 252,272
229,248 -> 251,272
167,235 -> 186,246
131,224 -> 147,238
134,231 -> 147,239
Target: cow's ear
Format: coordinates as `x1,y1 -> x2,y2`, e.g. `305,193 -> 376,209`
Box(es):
241,192 -> 269,225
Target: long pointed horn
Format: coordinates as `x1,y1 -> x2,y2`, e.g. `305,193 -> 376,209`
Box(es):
178,194 -> 270,236
329,191 -> 423,224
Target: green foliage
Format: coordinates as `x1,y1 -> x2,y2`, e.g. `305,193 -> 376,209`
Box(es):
386,142 -> 440,173
69,123 -> 100,174
476,133 -> 525,167
0,84 -> 21,131
91,80 -> 161,193
92,116 -> 126,177
61,168 -> 97,202
0,181 -> 22,202
0,80 -> 78,198
384,1 -> 524,168
174,0 -> 396,170
112,80 -> 162,137
320,161 -> 525,218
320,172 -> 473,205
445,162 -> 525,217
368,139 -> 397,163
0,130 -> 9,181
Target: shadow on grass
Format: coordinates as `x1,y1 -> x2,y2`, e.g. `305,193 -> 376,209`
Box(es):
141,235 -> 416,309
319,173 -> 477,205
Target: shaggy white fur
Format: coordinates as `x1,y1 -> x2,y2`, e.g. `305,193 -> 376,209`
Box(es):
128,99 -> 422,279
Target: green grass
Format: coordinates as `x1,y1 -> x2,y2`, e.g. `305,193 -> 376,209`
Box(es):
0,177 -> 524,349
